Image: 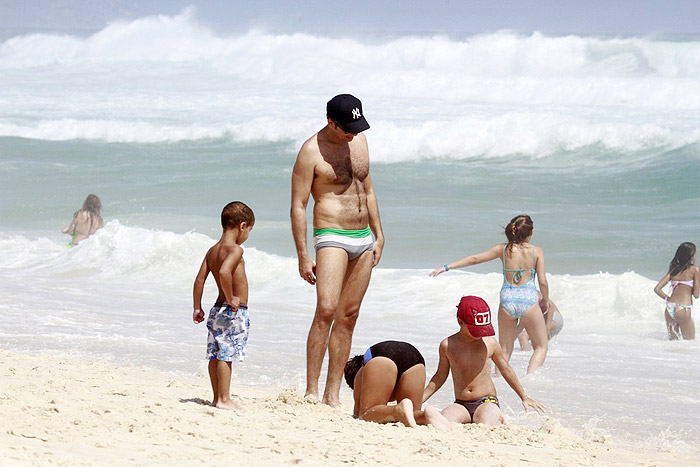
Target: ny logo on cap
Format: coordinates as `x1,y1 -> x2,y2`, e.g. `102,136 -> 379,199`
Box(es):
474,312 -> 491,326
351,107 -> 361,119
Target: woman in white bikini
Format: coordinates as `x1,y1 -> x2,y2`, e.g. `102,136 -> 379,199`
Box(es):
430,214 -> 550,374
654,242 -> 699,340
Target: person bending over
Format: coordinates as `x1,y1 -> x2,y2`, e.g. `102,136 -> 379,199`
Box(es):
344,340 -> 450,430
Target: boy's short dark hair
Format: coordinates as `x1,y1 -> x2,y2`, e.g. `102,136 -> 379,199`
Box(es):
221,201 -> 255,230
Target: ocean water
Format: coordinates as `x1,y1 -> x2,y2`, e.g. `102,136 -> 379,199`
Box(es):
1,10 -> 699,454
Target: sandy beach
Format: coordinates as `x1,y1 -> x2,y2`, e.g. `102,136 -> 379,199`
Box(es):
0,349 -> 689,466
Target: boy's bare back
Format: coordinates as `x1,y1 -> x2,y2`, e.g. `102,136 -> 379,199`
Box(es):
193,218 -> 252,325
205,240 -> 248,306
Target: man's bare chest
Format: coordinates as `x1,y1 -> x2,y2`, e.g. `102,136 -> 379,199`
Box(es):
316,151 -> 369,186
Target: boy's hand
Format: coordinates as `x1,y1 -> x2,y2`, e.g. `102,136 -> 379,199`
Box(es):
193,309 -> 205,324
227,296 -> 241,310
522,396 -> 545,414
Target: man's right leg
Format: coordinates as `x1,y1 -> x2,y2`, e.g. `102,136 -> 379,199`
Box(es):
305,247 -> 348,399
322,250 -> 373,405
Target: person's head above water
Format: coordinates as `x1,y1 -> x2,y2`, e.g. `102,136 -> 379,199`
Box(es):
668,242 -> 697,277
82,194 -> 101,215
221,201 -> 255,230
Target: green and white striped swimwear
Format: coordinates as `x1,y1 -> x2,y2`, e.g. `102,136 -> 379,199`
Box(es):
314,226 -> 374,260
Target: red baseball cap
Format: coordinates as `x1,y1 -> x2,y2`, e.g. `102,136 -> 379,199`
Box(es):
457,296 -> 495,337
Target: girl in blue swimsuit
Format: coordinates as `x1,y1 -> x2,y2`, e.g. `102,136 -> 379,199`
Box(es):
430,214 -> 550,374
654,242 -> 699,340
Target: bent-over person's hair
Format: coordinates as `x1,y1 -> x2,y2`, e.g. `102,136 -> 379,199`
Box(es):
343,354 -> 364,390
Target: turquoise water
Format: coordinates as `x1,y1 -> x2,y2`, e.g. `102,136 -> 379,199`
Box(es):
2,136 -> 698,276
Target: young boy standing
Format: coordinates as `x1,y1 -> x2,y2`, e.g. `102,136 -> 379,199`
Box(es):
423,296 -> 545,425
192,201 -> 254,411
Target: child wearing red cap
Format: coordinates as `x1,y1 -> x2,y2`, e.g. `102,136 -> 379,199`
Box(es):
422,296 -> 545,425
430,214 -> 550,375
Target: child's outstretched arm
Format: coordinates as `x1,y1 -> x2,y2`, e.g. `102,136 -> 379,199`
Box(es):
192,257 -> 210,324
490,340 -> 545,414
219,245 -> 244,310
653,273 -> 671,300
423,338 -> 450,402
430,244 -> 503,277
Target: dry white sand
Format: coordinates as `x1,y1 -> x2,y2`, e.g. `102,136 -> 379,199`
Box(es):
0,349 -> 689,466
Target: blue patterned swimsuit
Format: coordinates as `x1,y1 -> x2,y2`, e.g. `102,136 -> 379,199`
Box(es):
206,302 -> 250,362
499,245 -> 539,319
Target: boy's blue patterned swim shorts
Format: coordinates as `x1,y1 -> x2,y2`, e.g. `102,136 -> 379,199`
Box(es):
206,303 -> 249,362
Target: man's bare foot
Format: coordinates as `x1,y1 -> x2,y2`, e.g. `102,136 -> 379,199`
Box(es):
321,396 -> 342,408
304,384 -> 319,399
423,405 -> 451,431
215,399 -> 244,411
396,399 -> 417,428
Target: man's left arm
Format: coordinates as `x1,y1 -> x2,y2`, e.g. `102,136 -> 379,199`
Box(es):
363,172 -> 384,267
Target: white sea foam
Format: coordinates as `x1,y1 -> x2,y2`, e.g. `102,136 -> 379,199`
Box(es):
1,10 -> 700,160
0,223 -> 698,449
0,222 -> 673,330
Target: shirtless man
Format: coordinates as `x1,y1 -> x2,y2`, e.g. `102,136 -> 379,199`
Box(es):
423,296 -> 545,425
291,94 -> 385,406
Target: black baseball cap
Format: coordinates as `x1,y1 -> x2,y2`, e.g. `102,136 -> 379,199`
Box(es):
326,94 -> 370,134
